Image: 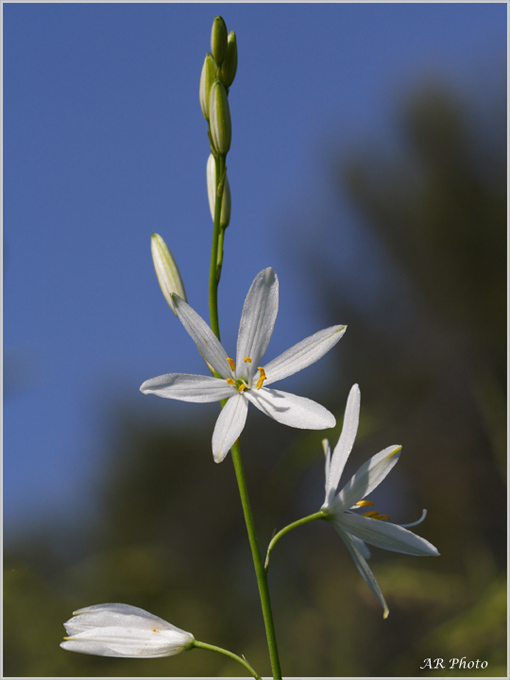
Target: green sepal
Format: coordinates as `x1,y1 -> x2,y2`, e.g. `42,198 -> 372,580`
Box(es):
199,52 -> 217,120
220,31 -> 237,88
210,16 -> 228,66
209,80 -> 231,154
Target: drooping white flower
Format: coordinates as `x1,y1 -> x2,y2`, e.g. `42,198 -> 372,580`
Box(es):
141,267 -> 346,463
321,384 -> 439,618
60,603 -> 194,658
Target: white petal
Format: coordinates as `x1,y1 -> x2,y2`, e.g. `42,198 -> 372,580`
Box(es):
173,296 -> 232,378
212,393 -> 249,463
337,527 -> 389,618
348,533 -> 371,560
333,445 -> 402,512
245,387 -> 335,430
61,603 -> 194,658
339,512 -> 440,557
323,384 -> 361,507
263,325 -> 346,385
236,268 -> 278,380
140,373 -> 234,403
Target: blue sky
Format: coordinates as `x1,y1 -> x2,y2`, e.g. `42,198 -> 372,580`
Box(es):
4,2 -> 506,538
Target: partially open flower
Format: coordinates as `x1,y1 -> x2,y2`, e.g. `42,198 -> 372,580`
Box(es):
60,603 -> 194,658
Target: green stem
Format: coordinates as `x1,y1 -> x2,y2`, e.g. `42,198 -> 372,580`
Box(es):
230,441 -> 282,680
208,152 -> 226,339
265,511 -> 327,571
193,639 -> 262,680
207,152 -> 282,680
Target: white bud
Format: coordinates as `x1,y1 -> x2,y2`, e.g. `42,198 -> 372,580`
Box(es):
151,233 -> 187,314
206,154 -> 231,228
60,603 -> 195,658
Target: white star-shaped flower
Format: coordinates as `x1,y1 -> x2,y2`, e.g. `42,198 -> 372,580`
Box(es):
60,603 -> 194,658
141,267 -> 346,463
321,383 -> 439,618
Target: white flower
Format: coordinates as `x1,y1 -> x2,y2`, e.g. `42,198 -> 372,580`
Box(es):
141,267 -> 346,463
60,603 -> 194,658
321,384 -> 439,618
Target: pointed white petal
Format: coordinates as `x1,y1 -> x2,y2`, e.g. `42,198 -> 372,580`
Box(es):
173,296 -> 232,378
140,373 -> 234,403
236,268 -> 278,379
348,533 -> 372,560
339,512 -> 440,557
323,384 -> 361,508
245,387 -> 335,430
263,325 -> 346,385
212,393 -> 249,463
337,527 -> 389,618
333,445 -> 402,512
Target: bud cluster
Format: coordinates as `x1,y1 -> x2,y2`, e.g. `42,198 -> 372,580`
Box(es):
199,16 -> 236,228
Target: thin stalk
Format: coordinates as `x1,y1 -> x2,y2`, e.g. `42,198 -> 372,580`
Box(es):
207,152 -> 282,679
193,639 -> 262,680
265,511 -> 327,570
230,441 -> 282,680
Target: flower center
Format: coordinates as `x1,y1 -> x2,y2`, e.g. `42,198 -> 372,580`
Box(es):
356,499 -> 389,521
226,356 -> 267,391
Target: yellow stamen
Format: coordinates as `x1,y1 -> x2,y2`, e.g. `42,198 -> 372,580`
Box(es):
226,378 -> 235,386
244,356 -> 252,363
226,357 -> 236,372
152,629 -> 160,633
374,514 -> 390,521
356,500 -> 374,507
256,367 -> 267,390
363,511 -> 378,518
238,383 -> 248,393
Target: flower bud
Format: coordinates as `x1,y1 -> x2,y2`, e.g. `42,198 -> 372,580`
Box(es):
60,603 -> 194,658
150,233 -> 187,315
210,16 -> 228,65
220,31 -> 237,88
199,52 -> 217,120
207,154 -> 231,228
209,80 -> 231,154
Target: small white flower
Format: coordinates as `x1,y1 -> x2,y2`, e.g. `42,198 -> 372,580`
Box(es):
60,603 -> 194,658
141,267 -> 346,463
321,384 -> 439,618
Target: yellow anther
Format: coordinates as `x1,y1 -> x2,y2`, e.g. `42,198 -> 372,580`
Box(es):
244,356 -> 252,363
238,383 -> 248,393
226,378 -> 235,385
226,357 -> 236,372
356,500 -> 374,507
256,367 -> 267,390
152,628 -> 159,633
363,511 -> 378,518
375,514 -> 390,521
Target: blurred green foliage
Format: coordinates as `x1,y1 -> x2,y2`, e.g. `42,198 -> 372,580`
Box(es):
4,84 -> 506,677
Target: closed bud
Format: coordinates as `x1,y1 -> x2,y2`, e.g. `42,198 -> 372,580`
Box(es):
207,154 -> 231,228
209,80 -> 231,154
150,233 -> 187,315
210,16 -> 228,65
199,53 -> 217,120
220,31 -> 237,88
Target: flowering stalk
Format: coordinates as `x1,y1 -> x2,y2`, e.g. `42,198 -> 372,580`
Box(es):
204,21 -> 282,678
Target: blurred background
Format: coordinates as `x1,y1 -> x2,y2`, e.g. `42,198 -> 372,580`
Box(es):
4,2 -> 506,677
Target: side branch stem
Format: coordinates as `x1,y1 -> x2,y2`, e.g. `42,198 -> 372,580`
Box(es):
193,639 -> 262,680
265,511 -> 327,570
